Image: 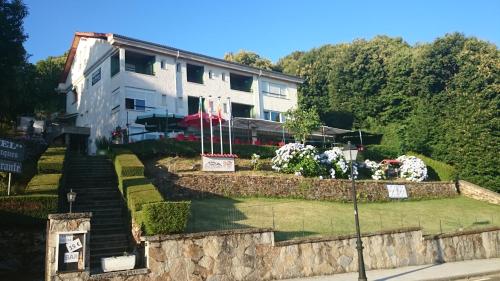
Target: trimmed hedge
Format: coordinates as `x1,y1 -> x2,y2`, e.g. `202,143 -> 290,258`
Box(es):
114,151 -> 144,177
127,184 -> 163,211
119,176 -> 151,196
362,145 -> 400,161
37,146 -> 67,174
0,195 -> 58,225
25,173 -> 61,195
140,201 -> 191,235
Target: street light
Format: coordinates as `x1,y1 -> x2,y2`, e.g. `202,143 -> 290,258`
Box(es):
67,189 -> 77,213
343,141 -> 367,281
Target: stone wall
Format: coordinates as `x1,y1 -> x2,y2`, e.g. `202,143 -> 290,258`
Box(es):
165,174 -> 457,202
0,226 -> 45,273
459,180 -> 500,205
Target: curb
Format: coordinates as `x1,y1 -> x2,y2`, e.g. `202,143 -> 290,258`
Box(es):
422,269 -> 500,281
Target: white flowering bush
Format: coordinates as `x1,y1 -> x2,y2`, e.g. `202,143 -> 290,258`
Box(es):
397,155 -> 428,182
250,153 -> 262,171
318,147 -> 350,179
271,143 -> 324,177
364,159 -> 386,180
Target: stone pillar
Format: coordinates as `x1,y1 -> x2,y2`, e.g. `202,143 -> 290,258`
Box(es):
45,213 -> 91,281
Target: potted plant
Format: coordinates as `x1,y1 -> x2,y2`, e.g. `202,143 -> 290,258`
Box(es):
101,252 -> 136,272
95,136 -> 110,155
111,126 -> 123,144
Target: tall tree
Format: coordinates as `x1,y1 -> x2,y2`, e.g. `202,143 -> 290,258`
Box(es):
224,50 -> 274,71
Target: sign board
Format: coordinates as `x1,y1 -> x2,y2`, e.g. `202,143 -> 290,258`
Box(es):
0,138 -> 24,161
202,155 -> 235,172
0,158 -> 22,174
58,233 -> 85,272
387,184 -> 408,199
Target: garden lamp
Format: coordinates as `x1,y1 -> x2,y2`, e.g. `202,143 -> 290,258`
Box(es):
343,141 -> 367,281
67,189 -> 77,213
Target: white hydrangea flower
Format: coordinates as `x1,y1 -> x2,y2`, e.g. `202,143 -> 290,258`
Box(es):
397,155 -> 428,182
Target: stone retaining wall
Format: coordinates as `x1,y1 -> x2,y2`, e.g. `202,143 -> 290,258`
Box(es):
0,226 -> 45,273
459,180 -> 500,205
165,174 -> 457,202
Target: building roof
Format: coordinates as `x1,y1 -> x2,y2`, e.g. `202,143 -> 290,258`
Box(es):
60,32 -> 304,84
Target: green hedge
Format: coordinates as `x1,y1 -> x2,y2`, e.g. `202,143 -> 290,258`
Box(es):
362,145 -> 400,161
119,176 -> 151,196
25,173 -> 61,195
114,151 -> 145,177
127,184 -> 163,212
408,152 -> 456,181
139,202 -> 191,235
0,195 -> 58,225
37,146 -> 67,174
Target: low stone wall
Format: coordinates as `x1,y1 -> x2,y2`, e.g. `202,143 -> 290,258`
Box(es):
459,180 -> 500,205
165,174 -> 457,202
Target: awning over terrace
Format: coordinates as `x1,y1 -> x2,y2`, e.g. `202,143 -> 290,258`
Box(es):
231,117 -> 352,136
135,112 -> 185,131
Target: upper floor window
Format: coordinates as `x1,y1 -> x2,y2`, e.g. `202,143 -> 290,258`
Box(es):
160,60 -> 166,70
125,50 -> 155,76
262,81 -> 287,97
209,70 -> 214,79
230,73 -> 253,92
91,68 -> 101,85
125,98 -> 146,111
221,72 -> 226,81
72,87 -> 78,104
110,53 -> 120,77
263,110 -> 283,122
176,63 -> 181,72
186,63 -> 204,84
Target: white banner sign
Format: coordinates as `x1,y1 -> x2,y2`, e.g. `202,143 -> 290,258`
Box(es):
66,238 -> 83,253
387,184 -> 408,199
64,252 -> 79,263
202,156 -> 235,172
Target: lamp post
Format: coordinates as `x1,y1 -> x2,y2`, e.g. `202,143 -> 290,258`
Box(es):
67,189 -> 77,213
343,141 -> 367,281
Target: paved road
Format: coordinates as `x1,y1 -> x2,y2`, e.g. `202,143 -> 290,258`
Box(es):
282,258 -> 500,281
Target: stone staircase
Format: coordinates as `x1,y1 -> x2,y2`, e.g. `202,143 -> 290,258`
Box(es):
64,155 -> 130,272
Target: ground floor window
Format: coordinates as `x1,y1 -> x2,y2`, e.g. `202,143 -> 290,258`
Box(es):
263,110 -> 283,122
125,98 -> 145,111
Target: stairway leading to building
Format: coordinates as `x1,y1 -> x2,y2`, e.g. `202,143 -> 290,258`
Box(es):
64,155 -> 130,272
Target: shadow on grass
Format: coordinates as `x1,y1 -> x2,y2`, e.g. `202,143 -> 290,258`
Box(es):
275,230 -> 318,241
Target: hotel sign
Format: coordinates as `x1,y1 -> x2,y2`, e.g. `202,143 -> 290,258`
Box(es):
0,138 -> 24,174
386,184 -> 408,199
202,155 -> 235,172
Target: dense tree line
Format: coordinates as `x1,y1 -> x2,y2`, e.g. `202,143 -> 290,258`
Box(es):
273,34 -> 499,191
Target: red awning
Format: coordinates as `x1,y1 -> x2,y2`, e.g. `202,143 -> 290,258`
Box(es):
180,113 -> 224,128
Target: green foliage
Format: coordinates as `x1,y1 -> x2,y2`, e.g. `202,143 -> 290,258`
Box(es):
127,185 -> 163,212
408,152 -> 456,181
114,150 -> 144,177
284,107 -> 322,143
95,136 -> 111,150
37,146 -> 66,174
224,50 -> 274,71
119,176 -> 151,196
362,145 -> 400,161
25,173 -> 61,195
0,195 -> 58,225
140,202 -> 191,235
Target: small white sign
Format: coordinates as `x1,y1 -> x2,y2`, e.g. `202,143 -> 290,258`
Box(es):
202,156 -> 235,172
387,184 -> 408,199
66,238 -> 83,253
59,234 -> 73,244
64,252 -> 79,263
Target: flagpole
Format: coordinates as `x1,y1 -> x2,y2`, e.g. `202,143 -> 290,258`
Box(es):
227,97 -> 233,155
199,96 -> 204,155
208,95 -> 214,154
217,97 -> 223,154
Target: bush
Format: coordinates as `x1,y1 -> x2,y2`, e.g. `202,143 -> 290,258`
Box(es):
114,150 -> 144,177
38,154 -> 65,174
0,195 -> 58,225
25,174 -> 61,195
127,184 -> 163,211
140,201 -> 191,235
408,152 -> 456,181
119,176 -> 151,196
362,145 -> 399,161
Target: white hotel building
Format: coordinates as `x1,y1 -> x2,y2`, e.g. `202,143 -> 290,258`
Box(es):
57,32 -> 303,154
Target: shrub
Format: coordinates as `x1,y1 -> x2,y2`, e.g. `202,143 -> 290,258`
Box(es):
114,151 -> 144,177
408,152 -> 456,181
38,154 -> 65,174
397,155 -> 428,182
25,174 -> 61,195
127,184 -> 163,211
362,145 -> 399,161
119,176 -> 151,196
0,195 -> 58,225
140,201 -> 191,235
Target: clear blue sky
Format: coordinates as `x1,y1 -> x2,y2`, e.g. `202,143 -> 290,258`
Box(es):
24,0 -> 499,63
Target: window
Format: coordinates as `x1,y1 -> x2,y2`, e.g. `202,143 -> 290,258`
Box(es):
72,87 -> 78,104
231,103 -> 253,118
187,96 -> 205,115
230,73 -> 253,92
125,98 -> 145,111
125,50 -> 155,75
209,70 -> 213,79
223,103 -> 227,114
176,63 -> 181,72
262,81 -> 287,97
263,110 -> 283,122
186,64 -> 204,84
161,94 -> 167,106
110,53 -> 120,77
91,68 -> 101,85
221,73 -> 226,81
160,60 -> 166,69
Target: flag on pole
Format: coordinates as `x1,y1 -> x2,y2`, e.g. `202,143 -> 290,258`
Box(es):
199,96 -> 204,154
208,96 -> 214,154
217,97 -> 223,154
227,97 -> 232,155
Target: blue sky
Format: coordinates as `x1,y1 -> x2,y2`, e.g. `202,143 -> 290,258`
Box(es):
24,0 -> 499,63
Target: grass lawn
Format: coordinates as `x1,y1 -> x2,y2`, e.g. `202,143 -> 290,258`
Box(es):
188,196 -> 500,241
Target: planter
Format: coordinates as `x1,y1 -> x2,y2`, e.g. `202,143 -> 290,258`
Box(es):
101,255 -> 135,272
